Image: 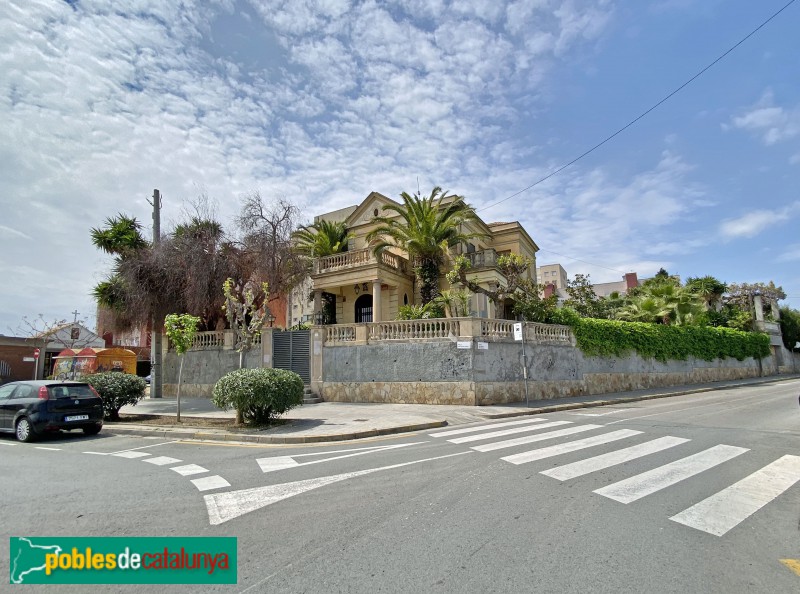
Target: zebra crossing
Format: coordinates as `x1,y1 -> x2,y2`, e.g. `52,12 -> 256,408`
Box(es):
429,417 -> 800,537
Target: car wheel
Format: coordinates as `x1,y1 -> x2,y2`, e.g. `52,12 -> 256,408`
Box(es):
83,425 -> 101,436
15,418 -> 36,443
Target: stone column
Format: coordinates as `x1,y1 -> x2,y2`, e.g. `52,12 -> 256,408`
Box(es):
261,327 -> 274,368
310,327 -> 325,396
753,294 -> 764,322
313,289 -> 322,322
373,280 -> 382,322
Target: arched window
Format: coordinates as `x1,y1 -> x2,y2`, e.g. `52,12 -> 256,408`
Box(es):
403,293 -> 408,305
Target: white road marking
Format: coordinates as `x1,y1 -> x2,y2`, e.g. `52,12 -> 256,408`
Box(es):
471,424 -> 603,453
429,418 -> 548,438
670,454 -> 800,536
257,443 -> 423,473
111,451 -> 151,459
34,446 -> 61,451
109,441 -> 177,454
541,436 -> 691,481
448,421 -> 573,444
503,430 -> 643,465
0,442 -> 18,446
171,464 -> 209,476
191,475 -> 231,492
143,456 -> 183,466
594,444 -> 749,504
205,451 -> 473,525
605,392 -> 783,425
566,408 -> 632,417
83,451 -> 109,455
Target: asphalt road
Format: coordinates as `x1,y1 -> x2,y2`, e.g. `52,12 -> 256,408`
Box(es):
1,379 -> 799,593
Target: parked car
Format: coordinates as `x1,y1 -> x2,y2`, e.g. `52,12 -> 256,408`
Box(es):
144,374 -> 151,385
0,381 -> 104,442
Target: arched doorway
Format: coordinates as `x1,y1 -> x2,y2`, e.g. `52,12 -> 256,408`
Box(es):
355,294 -> 373,323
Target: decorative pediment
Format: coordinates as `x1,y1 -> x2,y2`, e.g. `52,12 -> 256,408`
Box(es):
345,191 -> 398,227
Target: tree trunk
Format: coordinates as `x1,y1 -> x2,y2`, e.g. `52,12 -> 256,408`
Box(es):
176,357 -> 184,423
236,349 -> 244,425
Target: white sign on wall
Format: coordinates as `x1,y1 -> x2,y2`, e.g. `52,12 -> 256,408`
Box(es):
513,323 -> 523,342
477,342 -> 489,350
456,341 -> 472,349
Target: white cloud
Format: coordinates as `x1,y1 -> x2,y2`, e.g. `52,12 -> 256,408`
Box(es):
778,244 -> 800,262
719,202 -> 800,239
728,89 -> 800,145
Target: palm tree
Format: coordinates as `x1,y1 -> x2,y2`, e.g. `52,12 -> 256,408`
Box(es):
292,220 -> 352,258
90,215 -> 148,311
685,276 -> 727,311
367,187 -> 484,304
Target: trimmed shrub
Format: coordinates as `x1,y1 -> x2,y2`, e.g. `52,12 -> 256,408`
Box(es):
212,368 -> 304,425
568,317 -> 771,362
86,372 -> 147,421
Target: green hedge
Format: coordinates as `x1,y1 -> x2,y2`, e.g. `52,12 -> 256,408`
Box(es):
569,317 -> 771,362
86,372 -> 147,421
212,367 -> 303,425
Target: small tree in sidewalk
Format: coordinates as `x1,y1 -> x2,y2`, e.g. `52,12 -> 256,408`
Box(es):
222,278 -> 270,423
164,313 -> 200,422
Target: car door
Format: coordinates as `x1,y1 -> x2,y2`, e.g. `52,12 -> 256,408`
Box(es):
10,384 -> 37,425
0,384 -> 17,429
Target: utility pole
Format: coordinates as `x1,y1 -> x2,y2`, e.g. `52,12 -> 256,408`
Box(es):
148,189 -> 163,398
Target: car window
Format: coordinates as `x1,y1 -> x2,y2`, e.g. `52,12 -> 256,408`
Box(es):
13,385 -> 35,399
0,385 -> 15,400
48,385 -> 94,399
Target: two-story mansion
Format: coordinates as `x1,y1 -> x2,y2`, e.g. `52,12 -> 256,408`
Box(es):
287,191 -> 540,326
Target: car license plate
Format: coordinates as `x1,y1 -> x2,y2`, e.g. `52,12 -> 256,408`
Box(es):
65,415 -> 89,422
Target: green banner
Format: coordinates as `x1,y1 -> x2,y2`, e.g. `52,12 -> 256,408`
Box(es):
9,537 -> 237,584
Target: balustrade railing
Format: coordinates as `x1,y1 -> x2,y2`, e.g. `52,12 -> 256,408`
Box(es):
370,319 -> 460,341
313,248 -> 409,275
527,322 -> 572,344
190,331 -> 226,350
326,325 -> 356,343
481,319 -> 515,338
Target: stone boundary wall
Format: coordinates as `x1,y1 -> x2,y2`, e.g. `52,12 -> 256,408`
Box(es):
320,336 -> 777,405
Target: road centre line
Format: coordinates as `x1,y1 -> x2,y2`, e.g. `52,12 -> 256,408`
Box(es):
34,446 -> 61,451
670,454 -> 800,536
0,442 -> 18,446
594,444 -> 749,504
109,441 -> 177,454
606,391 -> 786,425
289,443 -> 426,458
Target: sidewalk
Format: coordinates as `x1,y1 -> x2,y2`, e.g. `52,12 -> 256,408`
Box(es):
106,375 -> 798,444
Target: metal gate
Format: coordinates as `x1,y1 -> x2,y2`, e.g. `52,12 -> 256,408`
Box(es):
272,330 -> 311,384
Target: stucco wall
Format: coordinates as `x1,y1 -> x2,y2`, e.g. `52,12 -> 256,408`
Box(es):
161,349 -> 261,397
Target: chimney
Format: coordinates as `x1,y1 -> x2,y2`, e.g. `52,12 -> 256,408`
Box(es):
624,272 -> 638,290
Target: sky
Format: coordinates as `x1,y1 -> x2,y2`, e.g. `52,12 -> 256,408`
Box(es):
1,0 -> 799,334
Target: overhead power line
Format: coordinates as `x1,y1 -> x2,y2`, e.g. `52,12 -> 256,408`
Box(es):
479,0 -> 798,214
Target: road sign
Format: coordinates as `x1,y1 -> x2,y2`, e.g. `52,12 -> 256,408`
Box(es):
33,348 -> 40,359
513,323 -> 523,341
23,357 -> 35,362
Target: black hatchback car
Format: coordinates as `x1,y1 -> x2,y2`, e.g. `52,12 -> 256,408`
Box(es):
0,381 -> 104,442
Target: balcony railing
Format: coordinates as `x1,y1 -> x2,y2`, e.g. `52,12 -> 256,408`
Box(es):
313,248 -> 408,275
464,248 -> 498,268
